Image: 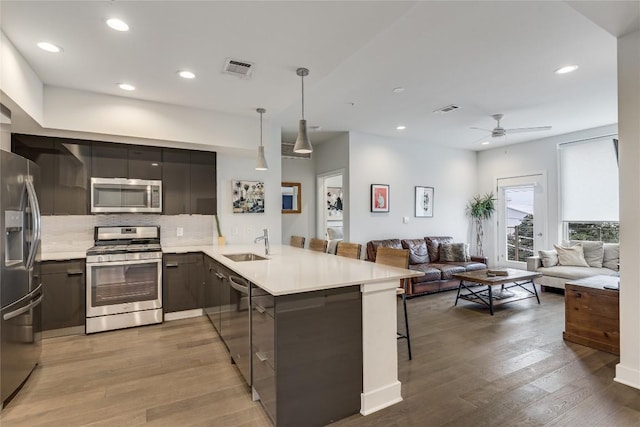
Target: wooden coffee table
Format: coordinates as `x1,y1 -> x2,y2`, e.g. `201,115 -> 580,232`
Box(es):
452,269 -> 542,315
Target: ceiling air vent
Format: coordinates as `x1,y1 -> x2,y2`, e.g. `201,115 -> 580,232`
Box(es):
433,104 -> 461,114
282,142 -> 311,159
222,58 -> 254,78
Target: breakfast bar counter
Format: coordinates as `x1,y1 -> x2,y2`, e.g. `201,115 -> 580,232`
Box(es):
167,243 -> 423,421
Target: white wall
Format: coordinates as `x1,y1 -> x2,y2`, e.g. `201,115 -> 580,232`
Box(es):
348,132 -> 477,249
616,29 -> 640,390
281,157 -> 315,242
476,124 -> 617,265
314,133 -> 350,239
0,30 -> 44,124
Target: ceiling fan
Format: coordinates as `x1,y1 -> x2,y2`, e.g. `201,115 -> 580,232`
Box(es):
471,114 -> 552,138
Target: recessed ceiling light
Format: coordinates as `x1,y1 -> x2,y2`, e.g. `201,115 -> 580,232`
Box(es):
178,70 -> 196,79
554,65 -> 578,75
37,42 -> 62,53
396,125 -> 406,130
118,83 -> 135,91
106,18 -> 129,32
481,141 -> 490,145
392,87 -> 405,93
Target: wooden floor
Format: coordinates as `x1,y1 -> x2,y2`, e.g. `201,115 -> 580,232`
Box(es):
2,289 -> 640,426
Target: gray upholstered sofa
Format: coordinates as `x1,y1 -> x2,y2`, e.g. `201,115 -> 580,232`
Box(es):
526,240 -> 619,290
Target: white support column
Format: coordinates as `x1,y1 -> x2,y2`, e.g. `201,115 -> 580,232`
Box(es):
360,280 -> 402,415
616,29 -> 640,390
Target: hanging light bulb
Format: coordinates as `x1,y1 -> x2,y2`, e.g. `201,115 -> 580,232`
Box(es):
255,108 -> 268,171
293,67 -> 313,154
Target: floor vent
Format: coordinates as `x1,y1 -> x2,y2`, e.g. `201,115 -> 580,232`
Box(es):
222,58 -> 254,78
282,142 -> 311,159
433,104 -> 461,113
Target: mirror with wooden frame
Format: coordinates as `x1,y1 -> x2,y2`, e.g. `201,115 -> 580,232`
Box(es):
281,182 -> 301,214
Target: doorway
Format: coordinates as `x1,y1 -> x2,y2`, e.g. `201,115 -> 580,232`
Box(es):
317,170 -> 345,245
496,174 -> 547,268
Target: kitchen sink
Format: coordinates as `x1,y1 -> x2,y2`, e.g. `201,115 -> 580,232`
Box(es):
223,253 -> 268,262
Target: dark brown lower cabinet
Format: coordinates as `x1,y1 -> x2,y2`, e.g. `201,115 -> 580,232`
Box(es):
40,259 -> 86,331
252,285 -> 363,427
163,253 -> 204,313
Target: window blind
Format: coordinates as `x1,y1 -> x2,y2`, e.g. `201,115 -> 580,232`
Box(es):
559,136 -> 619,222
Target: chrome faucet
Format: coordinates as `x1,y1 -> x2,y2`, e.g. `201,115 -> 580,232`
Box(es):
254,228 -> 270,256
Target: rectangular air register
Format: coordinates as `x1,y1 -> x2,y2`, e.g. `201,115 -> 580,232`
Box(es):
433,104 -> 460,113
223,58 -> 254,78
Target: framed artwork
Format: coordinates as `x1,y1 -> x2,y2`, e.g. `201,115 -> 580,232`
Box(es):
327,187 -> 343,220
232,180 -> 265,213
371,184 -> 390,213
415,186 -> 434,217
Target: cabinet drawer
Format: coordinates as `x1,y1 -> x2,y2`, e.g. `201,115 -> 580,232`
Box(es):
41,260 -> 85,275
252,306 -> 275,370
163,253 -> 202,265
253,350 -> 276,424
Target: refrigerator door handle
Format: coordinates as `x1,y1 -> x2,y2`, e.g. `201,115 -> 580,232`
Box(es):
3,294 -> 43,321
24,177 -> 42,271
3,283 -> 44,311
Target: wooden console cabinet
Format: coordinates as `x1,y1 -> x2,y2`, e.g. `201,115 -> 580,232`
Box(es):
563,275 -> 619,355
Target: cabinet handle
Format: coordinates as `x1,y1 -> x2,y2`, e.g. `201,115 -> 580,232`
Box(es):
256,351 -> 268,363
255,304 -> 265,314
575,292 -> 582,298
215,272 -> 225,279
165,263 -> 179,268
67,270 -> 84,276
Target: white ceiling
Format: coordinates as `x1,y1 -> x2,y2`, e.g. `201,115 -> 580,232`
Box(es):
0,1 -> 634,151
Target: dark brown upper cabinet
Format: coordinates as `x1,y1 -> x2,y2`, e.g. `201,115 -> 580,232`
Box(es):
91,143 -> 127,178
162,149 -> 216,215
128,146 -> 162,180
12,134 -> 91,215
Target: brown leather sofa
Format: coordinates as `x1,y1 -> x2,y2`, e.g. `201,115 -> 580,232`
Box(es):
366,236 -> 488,297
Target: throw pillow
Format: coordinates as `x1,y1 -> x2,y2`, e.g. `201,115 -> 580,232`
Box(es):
326,227 -> 343,240
554,244 -> 589,267
538,249 -> 558,268
440,243 -> 470,262
603,243 -> 620,270
565,240 -> 604,268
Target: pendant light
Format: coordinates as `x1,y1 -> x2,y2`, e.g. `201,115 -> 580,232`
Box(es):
255,108 -> 268,171
293,67 -> 313,154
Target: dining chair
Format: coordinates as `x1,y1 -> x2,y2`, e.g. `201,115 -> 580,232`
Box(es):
309,238 -> 329,253
290,236 -> 306,248
375,246 -> 412,360
336,242 -> 362,259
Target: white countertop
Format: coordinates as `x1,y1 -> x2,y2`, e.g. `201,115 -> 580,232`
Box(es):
40,251 -> 88,261
165,244 -> 423,296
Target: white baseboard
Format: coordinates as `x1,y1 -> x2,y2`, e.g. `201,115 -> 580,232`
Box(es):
615,363 -> 640,390
164,309 -> 204,321
360,381 -> 403,416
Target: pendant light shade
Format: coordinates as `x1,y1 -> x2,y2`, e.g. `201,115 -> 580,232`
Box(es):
256,108 -> 268,171
293,67 -> 313,154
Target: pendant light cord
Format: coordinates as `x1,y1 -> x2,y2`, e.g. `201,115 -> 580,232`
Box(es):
301,73 -> 305,120
260,111 -> 263,147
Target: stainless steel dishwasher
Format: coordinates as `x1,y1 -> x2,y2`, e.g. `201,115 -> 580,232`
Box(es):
227,275 -> 251,385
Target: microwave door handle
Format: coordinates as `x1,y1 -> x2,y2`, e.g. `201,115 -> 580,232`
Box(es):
147,185 -> 152,208
24,178 -> 42,270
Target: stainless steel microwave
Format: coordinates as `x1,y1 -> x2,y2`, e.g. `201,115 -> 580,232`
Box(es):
90,178 -> 162,213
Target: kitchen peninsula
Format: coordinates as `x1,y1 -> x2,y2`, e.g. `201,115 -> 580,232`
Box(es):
164,243 -> 423,426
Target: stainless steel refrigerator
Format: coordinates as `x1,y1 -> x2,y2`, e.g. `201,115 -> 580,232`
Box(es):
0,148 -> 42,408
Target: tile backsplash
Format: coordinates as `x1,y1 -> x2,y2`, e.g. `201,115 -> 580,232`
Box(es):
41,215 -> 214,253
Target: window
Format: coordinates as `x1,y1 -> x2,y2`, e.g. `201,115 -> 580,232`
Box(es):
559,137 -> 619,242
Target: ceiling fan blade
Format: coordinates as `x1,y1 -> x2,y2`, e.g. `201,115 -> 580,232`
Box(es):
505,126 -> 552,134
470,126 -> 492,132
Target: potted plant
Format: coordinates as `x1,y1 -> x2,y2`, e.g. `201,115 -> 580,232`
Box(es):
467,192 -> 496,257
215,214 -> 225,246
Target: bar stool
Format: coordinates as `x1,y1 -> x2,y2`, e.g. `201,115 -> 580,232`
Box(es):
375,247 -> 412,360
290,236 -> 305,248
336,242 -> 362,259
309,238 -> 329,253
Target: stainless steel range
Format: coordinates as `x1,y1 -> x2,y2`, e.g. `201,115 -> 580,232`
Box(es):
85,226 -> 162,334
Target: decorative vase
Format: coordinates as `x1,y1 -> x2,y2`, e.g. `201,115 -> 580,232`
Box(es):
218,236 -> 226,246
